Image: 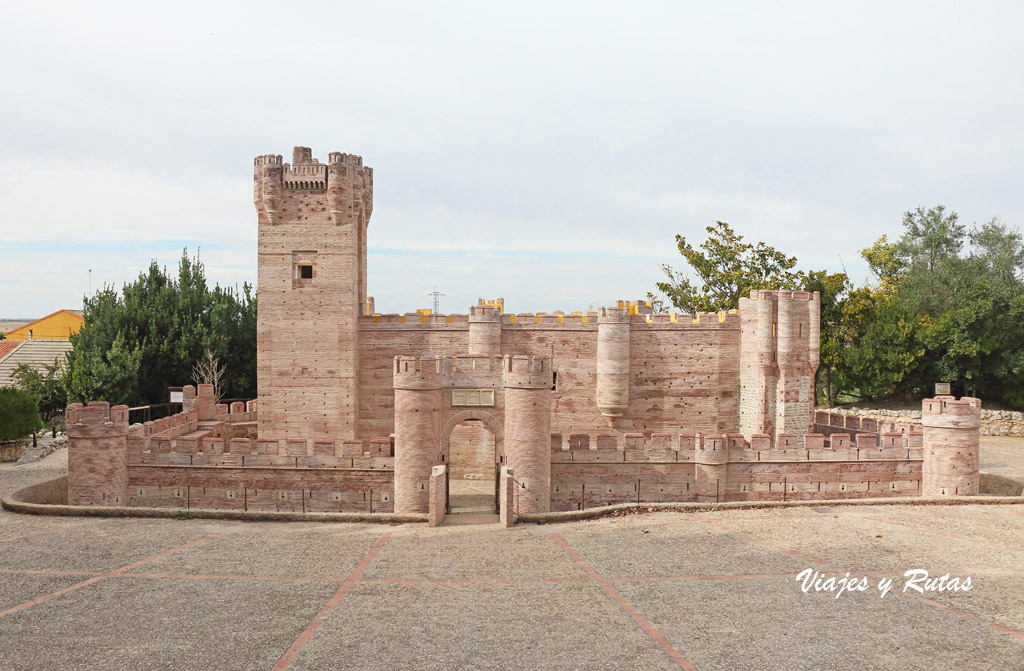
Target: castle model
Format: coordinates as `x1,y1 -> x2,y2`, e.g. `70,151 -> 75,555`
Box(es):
65,147 -> 982,521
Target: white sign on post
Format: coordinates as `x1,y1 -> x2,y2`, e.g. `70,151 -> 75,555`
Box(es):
934,383 -> 951,395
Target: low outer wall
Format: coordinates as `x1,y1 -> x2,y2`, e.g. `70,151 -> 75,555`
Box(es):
549,427 -> 930,511
68,392 -> 396,514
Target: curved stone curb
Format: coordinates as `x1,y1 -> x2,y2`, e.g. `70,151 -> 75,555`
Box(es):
517,494 -> 1024,525
1,476 -> 427,525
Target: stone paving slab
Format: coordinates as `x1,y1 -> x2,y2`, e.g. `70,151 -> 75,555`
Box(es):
0,518 -> 226,573
711,513 -> 1024,573
0,573 -> 86,612
616,577 -> 1024,671
922,574 -> 1024,633
361,525 -> 584,580
0,576 -> 336,671
140,522 -> 386,578
1,451 -> 1022,670
860,508 -> 1024,551
290,582 -> 680,671
555,518 -> 814,578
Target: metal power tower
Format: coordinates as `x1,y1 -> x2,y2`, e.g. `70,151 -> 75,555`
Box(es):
427,287 -> 445,313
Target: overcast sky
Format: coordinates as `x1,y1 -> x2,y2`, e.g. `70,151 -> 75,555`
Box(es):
2,1 -> 1022,318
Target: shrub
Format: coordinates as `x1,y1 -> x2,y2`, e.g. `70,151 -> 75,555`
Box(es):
0,388 -> 44,441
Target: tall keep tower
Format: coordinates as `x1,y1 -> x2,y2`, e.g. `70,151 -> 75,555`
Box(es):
254,147 -> 373,442
737,289 -> 820,441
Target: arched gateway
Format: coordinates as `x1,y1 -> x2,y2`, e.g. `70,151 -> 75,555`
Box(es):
392,354 -> 552,515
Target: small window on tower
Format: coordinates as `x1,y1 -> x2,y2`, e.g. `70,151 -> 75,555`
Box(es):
292,250 -> 317,288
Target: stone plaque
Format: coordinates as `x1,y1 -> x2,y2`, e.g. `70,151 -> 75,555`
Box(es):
452,389 -> 495,407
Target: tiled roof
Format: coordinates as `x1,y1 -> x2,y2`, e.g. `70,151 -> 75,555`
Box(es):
0,340 -> 73,387
0,340 -> 21,360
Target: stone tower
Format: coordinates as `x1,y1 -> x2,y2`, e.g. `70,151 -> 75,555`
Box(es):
254,147 -> 373,442
921,395 -> 981,496
392,356 -> 443,514
503,355 -> 553,514
737,290 -> 821,442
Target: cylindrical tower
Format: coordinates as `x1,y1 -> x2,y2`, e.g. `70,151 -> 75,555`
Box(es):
326,152 -> 351,226
257,154 -> 283,225
922,396 -> 981,497
807,291 -> 821,427
774,292 -> 796,438
468,303 -> 502,356
503,355 -> 552,514
67,402 -> 130,506
695,434 -> 729,503
393,356 -> 443,514
596,306 -> 630,426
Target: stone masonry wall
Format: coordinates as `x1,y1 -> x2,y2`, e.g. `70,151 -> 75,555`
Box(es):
357,311 -> 742,441
548,429 -> 923,512
821,406 -> 1024,437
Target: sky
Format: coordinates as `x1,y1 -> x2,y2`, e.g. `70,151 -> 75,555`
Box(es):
2,1 -> 1023,318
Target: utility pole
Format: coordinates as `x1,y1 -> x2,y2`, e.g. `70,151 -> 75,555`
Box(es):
427,287 -> 445,313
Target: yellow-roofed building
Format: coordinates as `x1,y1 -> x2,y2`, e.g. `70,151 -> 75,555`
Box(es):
3,309 -> 84,341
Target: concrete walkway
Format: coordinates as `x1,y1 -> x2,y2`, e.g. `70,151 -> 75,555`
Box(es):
1,449 -> 1022,670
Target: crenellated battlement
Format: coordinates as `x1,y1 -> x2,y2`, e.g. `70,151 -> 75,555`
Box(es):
549,429 -> 923,462
748,289 -> 819,302
502,355 -> 551,391
253,154 -> 284,166
393,355 -> 444,390
922,395 -> 982,416
67,402 -> 129,426
283,161 -> 327,190
254,146 -> 373,223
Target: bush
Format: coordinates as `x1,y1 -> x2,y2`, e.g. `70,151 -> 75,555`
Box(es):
0,388 -> 44,442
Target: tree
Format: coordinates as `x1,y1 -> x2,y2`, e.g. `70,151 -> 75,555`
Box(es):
66,250 -> 256,406
652,221 -> 804,312
0,388 -> 43,441
801,269 -> 851,406
11,361 -> 67,420
831,288 -> 927,402
850,206 -> 1024,407
192,349 -> 226,403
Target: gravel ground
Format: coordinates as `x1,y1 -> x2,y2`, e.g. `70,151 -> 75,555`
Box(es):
0,448 -> 1022,670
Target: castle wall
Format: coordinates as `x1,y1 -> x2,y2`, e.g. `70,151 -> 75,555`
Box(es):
356,311 -> 741,440
61,147 -> 985,520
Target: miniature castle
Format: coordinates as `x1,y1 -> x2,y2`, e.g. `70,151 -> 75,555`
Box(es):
65,147 -> 982,521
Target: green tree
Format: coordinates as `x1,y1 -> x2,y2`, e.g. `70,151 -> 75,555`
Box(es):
833,288 -> 927,402
652,221 -> 804,312
0,388 -> 43,441
801,269 -> 851,406
852,206 -> 1024,407
66,250 -> 256,406
11,361 -> 68,420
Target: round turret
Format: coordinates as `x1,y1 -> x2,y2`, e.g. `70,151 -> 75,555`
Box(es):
503,355 -> 552,514
468,303 -> 503,356
596,307 -> 630,426
393,356 -> 444,513
921,396 -> 981,497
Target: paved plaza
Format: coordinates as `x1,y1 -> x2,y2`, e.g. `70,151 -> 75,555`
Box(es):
1,450 -> 1023,671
